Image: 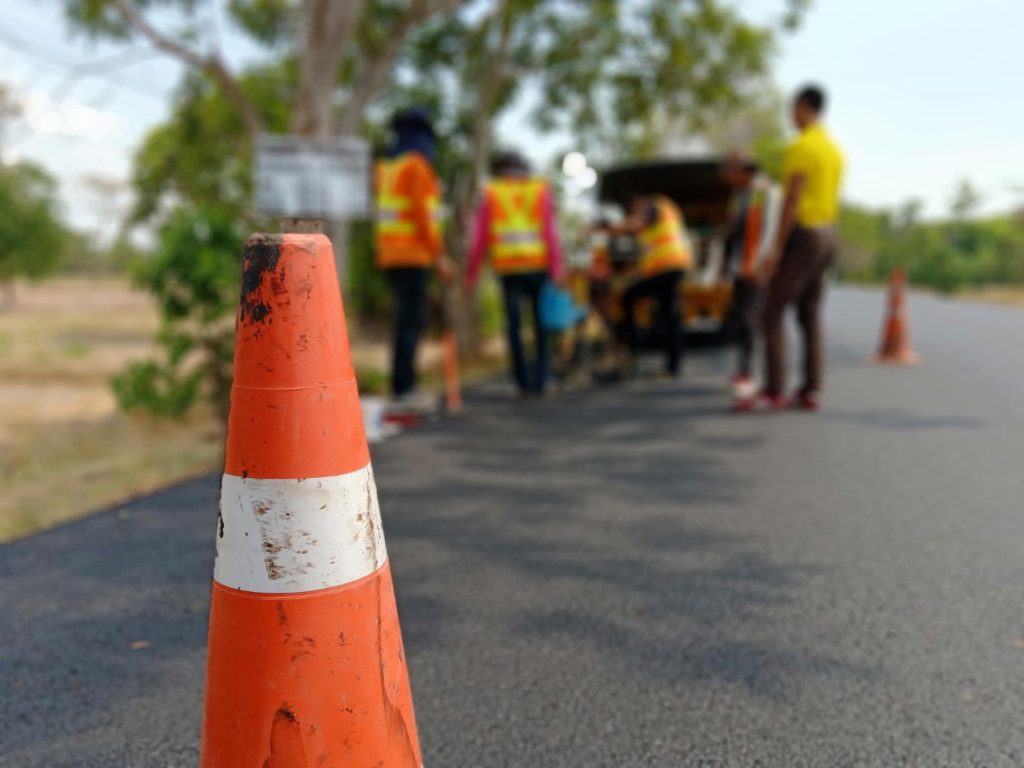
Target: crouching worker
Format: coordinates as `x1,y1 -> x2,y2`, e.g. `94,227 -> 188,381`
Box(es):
374,107 -> 452,407
720,154 -> 781,402
465,151 -> 564,397
608,194 -> 693,377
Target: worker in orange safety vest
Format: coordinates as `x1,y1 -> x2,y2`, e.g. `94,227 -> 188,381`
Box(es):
375,107 -> 453,404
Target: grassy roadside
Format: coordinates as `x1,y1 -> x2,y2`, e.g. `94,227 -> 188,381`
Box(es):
0,276 -> 504,543
955,286 -> 1024,308
0,277 -> 224,542
2,412 -> 223,541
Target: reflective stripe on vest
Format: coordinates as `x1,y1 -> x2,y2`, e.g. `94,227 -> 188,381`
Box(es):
375,154 -> 441,247
487,178 -> 549,274
637,196 -> 690,276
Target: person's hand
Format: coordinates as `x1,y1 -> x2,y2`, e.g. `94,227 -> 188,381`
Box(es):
436,256 -> 456,284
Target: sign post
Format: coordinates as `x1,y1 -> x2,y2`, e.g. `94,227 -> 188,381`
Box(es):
255,134 -> 371,286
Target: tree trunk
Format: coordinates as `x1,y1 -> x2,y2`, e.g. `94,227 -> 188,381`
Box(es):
290,0 -> 367,287
445,2 -> 514,357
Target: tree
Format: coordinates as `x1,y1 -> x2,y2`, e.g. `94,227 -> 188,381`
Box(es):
64,0 -> 472,275
61,1 -> 470,418
704,89 -> 789,177
835,189 -> 1024,294
112,66 -> 289,418
530,0 -> 804,161
0,161 -> 68,308
387,0 -> 806,351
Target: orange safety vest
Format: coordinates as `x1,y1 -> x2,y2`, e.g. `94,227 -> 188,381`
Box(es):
738,186 -> 767,279
374,152 -> 442,269
637,196 -> 692,277
486,177 -> 550,275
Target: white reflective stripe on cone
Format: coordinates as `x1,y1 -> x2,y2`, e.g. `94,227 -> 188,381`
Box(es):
215,464 -> 388,594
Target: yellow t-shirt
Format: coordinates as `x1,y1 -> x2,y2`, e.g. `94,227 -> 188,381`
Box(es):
782,123 -> 844,228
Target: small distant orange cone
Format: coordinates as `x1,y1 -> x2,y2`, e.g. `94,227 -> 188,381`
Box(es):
875,268 -> 920,365
441,327 -> 462,414
200,233 -> 422,767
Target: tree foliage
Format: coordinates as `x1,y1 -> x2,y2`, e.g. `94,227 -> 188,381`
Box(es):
838,184 -> 1024,294
530,0 -> 784,159
113,205 -> 247,418
112,68 -> 289,418
0,161 -> 67,295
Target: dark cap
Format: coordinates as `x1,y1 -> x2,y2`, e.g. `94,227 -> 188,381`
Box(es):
491,149 -> 531,175
391,107 -> 435,136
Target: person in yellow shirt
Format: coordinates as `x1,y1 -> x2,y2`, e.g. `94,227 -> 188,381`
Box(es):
741,84 -> 844,412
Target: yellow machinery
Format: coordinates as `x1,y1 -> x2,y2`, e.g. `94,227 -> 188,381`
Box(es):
595,158 -> 742,335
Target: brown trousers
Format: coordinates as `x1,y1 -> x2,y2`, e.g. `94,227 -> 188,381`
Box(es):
761,226 -> 836,397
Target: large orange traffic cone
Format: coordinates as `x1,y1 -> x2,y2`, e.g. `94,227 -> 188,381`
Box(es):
201,233 -> 422,767
875,268 -> 920,364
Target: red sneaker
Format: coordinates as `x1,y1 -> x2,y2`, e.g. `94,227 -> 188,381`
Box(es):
734,392 -> 787,413
790,390 -> 821,411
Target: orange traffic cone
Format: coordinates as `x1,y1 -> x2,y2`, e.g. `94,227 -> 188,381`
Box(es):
201,234 -> 422,767
875,268 -> 920,364
442,326 -> 462,413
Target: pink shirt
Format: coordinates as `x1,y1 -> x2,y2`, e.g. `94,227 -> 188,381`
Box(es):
464,184 -> 564,289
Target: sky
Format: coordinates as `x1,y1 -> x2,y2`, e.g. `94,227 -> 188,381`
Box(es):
1,0 -> 1022,239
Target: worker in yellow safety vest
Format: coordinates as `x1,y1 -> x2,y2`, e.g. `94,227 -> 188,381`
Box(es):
465,150 -> 564,396
604,193 -> 693,377
375,107 -> 452,403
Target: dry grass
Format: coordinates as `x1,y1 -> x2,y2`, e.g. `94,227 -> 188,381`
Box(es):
957,285 -> 1024,308
0,276 -> 502,542
0,277 -> 222,542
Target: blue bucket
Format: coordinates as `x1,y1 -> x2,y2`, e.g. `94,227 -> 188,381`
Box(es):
539,281 -> 584,332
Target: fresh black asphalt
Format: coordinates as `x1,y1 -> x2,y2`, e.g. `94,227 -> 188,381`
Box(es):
3,287 -> 1024,767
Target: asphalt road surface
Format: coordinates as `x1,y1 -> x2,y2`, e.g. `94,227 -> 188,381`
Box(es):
3,287 -> 1024,767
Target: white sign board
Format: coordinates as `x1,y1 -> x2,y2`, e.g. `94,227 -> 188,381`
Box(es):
255,134 -> 371,220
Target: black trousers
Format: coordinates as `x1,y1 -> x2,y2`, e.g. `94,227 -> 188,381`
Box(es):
722,276 -> 759,377
500,271 -> 550,394
386,267 -> 429,397
622,269 -> 685,375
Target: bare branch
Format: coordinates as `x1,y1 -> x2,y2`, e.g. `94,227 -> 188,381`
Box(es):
466,0 -> 515,196
293,0 -> 366,136
339,0 -> 471,135
107,0 -> 264,136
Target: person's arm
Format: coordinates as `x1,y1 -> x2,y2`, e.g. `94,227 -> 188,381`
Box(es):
757,184 -> 783,266
609,208 -> 650,236
541,187 -> 564,282
760,144 -> 807,283
464,197 -> 490,290
408,159 -> 443,262
407,158 -> 455,281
